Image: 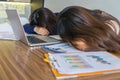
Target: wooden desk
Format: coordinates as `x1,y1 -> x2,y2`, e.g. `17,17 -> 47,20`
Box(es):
0,40 -> 120,80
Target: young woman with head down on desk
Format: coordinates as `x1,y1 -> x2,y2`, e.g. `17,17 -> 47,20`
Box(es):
57,6 -> 120,52
24,7 -> 58,36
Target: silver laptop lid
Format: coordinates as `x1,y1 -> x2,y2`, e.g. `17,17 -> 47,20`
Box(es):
6,9 -> 31,45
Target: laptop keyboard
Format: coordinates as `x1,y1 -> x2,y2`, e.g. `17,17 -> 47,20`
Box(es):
27,36 -> 46,44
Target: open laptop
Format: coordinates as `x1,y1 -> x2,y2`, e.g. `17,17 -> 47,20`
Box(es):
6,9 -> 60,46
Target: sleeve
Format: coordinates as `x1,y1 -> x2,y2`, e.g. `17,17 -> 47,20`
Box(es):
23,24 -> 37,34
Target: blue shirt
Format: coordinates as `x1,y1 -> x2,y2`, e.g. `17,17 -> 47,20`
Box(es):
23,24 -> 37,34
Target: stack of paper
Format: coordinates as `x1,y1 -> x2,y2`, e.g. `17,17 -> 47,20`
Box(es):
0,23 -> 17,40
44,51 -> 120,79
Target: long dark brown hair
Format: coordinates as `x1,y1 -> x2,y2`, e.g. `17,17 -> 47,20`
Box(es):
57,6 -> 120,52
29,7 -> 57,34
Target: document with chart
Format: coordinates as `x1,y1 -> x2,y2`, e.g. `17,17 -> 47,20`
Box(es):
44,51 -> 120,79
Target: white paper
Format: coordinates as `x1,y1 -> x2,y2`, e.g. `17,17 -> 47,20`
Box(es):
48,51 -> 120,74
0,23 -> 17,40
49,35 -> 61,40
0,23 -> 13,32
43,43 -> 83,53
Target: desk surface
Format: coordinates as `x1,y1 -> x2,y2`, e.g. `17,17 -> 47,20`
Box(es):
0,40 -> 120,80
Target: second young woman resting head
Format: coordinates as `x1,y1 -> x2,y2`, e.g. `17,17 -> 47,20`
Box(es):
57,6 -> 120,52
24,7 -> 57,36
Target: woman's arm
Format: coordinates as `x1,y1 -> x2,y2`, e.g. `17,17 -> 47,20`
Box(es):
24,24 -> 50,36
24,24 -> 58,35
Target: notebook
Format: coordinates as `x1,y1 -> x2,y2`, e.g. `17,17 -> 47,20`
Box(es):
6,9 -> 60,46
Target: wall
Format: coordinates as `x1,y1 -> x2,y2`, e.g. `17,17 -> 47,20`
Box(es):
44,0 -> 120,20
31,0 -> 43,12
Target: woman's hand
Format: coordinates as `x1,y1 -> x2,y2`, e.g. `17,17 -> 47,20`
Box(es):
34,26 -> 49,36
